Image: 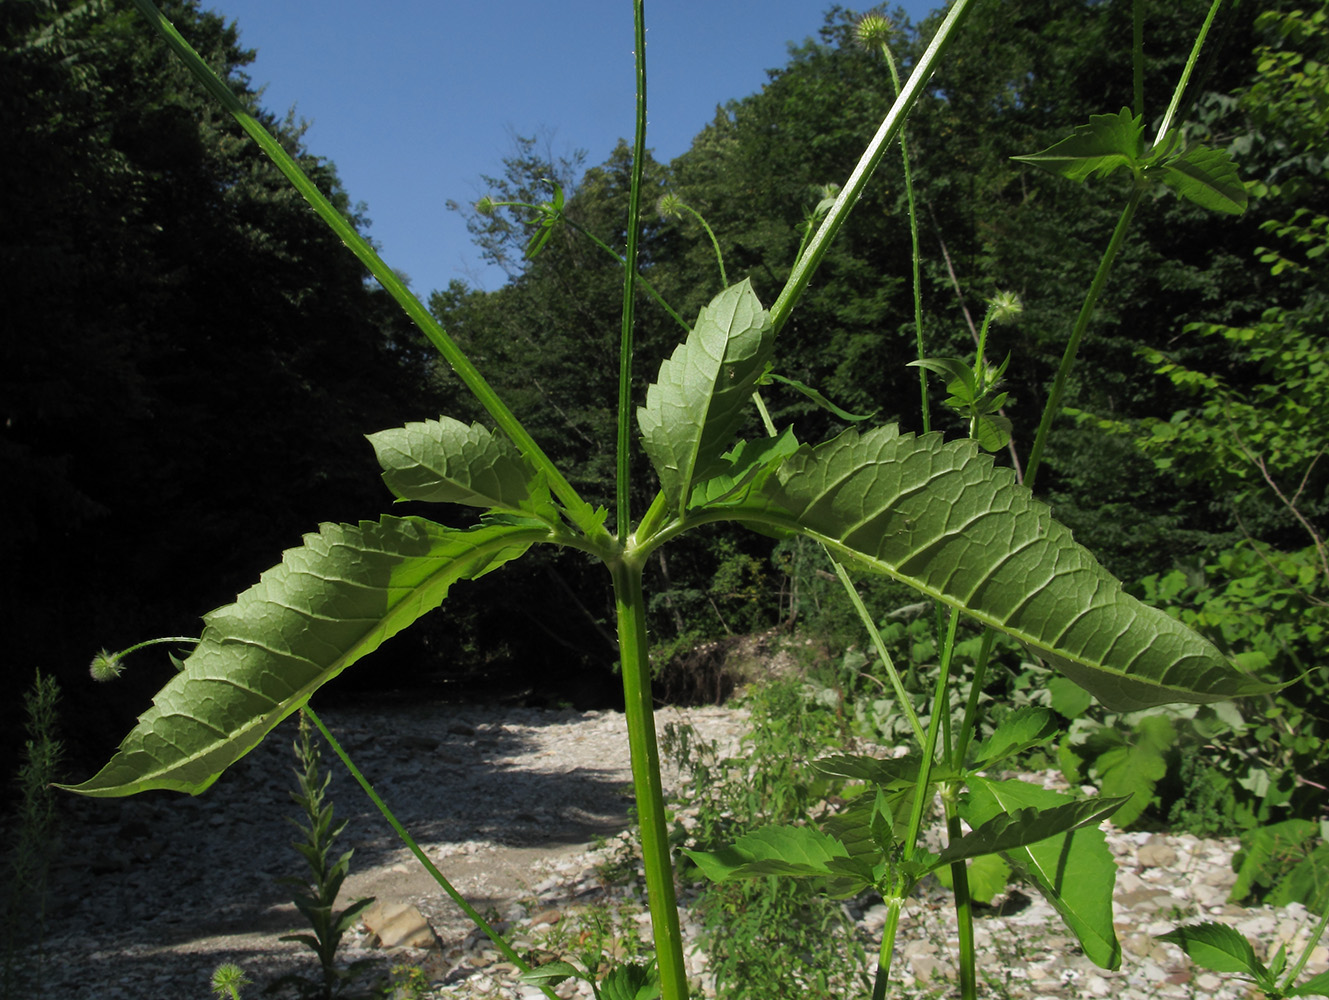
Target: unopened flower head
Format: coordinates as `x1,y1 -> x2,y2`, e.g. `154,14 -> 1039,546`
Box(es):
474,195 -> 497,217
657,193 -> 684,220
988,290 -> 1023,324
856,12 -> 893,50
89,648 -> 125,683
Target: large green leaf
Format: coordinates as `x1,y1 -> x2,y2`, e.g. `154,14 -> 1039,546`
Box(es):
1011,107 -> 1144,182
1156,143 -> 1248,215
367,417 -> 546,512
61,516 -> 543,797
637,279 -> 773,515
738,424 -> 1275,711
930,795 -> 1129,871
683,824 -> 849,883
1156,923 -> 1265,977
965,777 -> 1121,970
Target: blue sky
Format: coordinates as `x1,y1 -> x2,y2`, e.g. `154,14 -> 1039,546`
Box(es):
204,1 -> 939,293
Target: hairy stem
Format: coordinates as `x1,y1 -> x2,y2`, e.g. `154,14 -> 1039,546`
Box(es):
769,0 -> 977,334
616,0 -> 649,541
1024,187 -> 1142,490
126,0 -> 590,528
611,557 -> 689,1000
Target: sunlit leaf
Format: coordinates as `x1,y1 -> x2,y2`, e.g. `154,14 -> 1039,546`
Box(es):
368,417 -> 546,512
638,279 -> 774,514
969,707 -> 1059,769
1156,923 -> 1265,977
930,795 -> 1129,871
732,424 -> 1276,710
1157,143 -> 1247,215
966,777 -> 1121,969
683,824 -> 849,883
61,517 -> 542,797
1012,108 -> 1144,182
689,427 -> 799,508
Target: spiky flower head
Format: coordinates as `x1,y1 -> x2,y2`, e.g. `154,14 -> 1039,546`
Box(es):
657,193 -> 684,220
474,195 -> 497,217
988,290 -> 1024,325
89,648 -> 125,683
856,12 -> 893,50
210,963 -> 252,1000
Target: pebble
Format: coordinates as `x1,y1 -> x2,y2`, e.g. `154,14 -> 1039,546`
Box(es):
23,697 -> 1329,1000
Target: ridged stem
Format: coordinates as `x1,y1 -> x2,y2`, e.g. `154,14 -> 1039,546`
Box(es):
610,556 -> 689,1000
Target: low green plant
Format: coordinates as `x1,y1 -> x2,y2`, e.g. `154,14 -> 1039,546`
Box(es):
57,3 -> 1286,1000
2,670 -> 64,1000
271,711 -> 376,1000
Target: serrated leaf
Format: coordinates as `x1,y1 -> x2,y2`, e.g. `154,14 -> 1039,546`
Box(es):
966,777 -> 1121,969
815,753 -> 928,787
1012,108 -> 1145,182
367,417 -> 545,511
682,824 -> 849,883
1158,143 -> 1247,215
1092,712 -> 1176,828
969,707 -> 1059,769
60,517 -> 542,797
689,427 -> 799,508
638,279 -> 774,514
1156,923 -> 1265,977
1289,970 -> 1329,997
931,796 -> 1128,872
738,425 -> 1277,711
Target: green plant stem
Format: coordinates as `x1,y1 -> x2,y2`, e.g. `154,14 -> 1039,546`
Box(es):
872,895 -> 903,1000
616,0 -> 649,542
610,556 -> 689,1000
1133,0 -> 1145,119
1024,187 -> 1143,490
829,558 -> 925,748
769,0 -> 977,335
946,800 -> 977,1000
953,630 -> 996,769
1281,902 -> 1329,993
489,201 -> 691,334
679,202 -> 727,288
880,39 -> 930,433
126,0 -> 589,528
1156,0 -> 1224,148
302,708 -> 559,1000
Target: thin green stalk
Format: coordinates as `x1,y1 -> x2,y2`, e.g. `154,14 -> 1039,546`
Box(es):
872,896 -> 903,1000
487,200 -> 691,334
1024,187 -> 1142,490
126,0 -> 588,526
1133,0 -> 1145,119
302,708 -> 559,1000
1280,902 -> 1329,991
610,558 -> 689,1000
769,0 -> 977,335
879,38 -> 930,433
946,802 -> 976,999
616,0 -> 649,541
829,557 -> 925,748
1156,0 -> 1224,148
676,202 -> 727,288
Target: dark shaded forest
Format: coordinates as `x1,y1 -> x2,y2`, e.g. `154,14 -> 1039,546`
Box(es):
3,0 -> 1325,787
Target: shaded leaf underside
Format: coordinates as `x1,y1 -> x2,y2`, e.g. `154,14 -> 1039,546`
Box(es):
736,424 -> 1274,711
62,516 -> 542,797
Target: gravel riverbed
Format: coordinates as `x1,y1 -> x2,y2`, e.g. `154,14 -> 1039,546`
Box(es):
27,696 -> 1328,999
